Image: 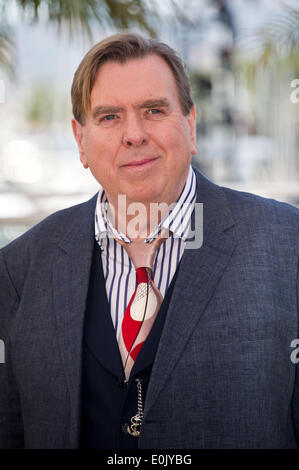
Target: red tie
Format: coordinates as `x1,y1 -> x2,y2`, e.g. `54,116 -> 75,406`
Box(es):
116,234 -> 167,380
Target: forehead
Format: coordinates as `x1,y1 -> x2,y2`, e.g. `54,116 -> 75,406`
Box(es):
90,54 -> 180,106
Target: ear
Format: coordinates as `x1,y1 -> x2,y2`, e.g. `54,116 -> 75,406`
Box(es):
187,106 -> 197,155
71,118 -> 88,169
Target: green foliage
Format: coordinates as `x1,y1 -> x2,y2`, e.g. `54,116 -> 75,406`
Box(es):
248,2 -> 299,69
0,0 -> 162,73
14,0 -> 157,37
236,1 -> 299,94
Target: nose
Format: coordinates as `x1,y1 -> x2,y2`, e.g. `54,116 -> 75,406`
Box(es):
122,114 -> 148,148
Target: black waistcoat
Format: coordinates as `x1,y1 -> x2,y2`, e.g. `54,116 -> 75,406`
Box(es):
79,241 -> 179,449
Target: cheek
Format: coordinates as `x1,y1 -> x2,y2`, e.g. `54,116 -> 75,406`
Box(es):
162,124 -> 193,154
82,134 -> 107,165
87,130 -> 121,156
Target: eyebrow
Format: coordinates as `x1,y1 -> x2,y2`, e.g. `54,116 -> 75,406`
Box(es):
138,99 -> 170,109
91,99 -> 171,121
91,106 -> 124,120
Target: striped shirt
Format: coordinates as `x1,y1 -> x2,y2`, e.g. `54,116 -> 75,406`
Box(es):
95,165 -> 197,340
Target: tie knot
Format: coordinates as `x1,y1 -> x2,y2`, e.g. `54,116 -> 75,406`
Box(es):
115,230 -> 168,270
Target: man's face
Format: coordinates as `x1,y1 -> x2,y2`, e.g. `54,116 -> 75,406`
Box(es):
72,54 -> 196,207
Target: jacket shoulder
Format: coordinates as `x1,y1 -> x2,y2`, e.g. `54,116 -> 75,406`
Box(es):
1,194 -> 97,252
0,194 -> 97,296
222,184 -> 299,220
221,185 -> 299,251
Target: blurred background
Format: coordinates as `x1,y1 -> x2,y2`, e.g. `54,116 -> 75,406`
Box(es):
0,0 -> 298,247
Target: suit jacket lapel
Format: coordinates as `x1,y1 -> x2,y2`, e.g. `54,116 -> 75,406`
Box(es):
142,168 -> 238,422
52,194 -> 97,447
83,241 -> 124,379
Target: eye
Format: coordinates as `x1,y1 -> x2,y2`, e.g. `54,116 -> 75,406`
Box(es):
98,114 -> 120,126
101,114 -> 117,121
146,108 -> 166,119
148,109 -> 162,115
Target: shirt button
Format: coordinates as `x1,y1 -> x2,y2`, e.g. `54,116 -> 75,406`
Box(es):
119,379 -> 128,388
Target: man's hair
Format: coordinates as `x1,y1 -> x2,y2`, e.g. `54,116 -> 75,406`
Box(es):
71,32 -> 194,125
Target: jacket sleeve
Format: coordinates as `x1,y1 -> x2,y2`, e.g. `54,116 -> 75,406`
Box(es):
0,249 -> 24,448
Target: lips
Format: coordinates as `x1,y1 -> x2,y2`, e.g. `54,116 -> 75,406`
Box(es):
122,157 -> 158,168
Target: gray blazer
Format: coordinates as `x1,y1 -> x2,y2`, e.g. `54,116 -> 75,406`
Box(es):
1,168 -> 299,449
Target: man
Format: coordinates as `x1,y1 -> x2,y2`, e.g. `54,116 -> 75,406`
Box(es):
0,32 -> 299,449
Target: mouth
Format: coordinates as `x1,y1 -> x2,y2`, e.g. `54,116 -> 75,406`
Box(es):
121,157 -> 159,169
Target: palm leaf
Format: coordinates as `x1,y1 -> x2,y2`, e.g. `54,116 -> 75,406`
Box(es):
0,24 -> 15,76
0,0 -> 185,72
246,1 -> 299,66
15,0 -> 158,38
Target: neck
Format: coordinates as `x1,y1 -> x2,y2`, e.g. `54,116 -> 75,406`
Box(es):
107,198 -> 174,240
104,172 -> 190,240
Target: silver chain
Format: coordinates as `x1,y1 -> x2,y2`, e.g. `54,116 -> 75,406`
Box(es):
136,378 -> 144,420
127,378 -> 143,437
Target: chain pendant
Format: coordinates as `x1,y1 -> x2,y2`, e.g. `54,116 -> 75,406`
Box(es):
127,415 -> 142,437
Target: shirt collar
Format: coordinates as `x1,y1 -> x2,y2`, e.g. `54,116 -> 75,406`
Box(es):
94,165 -> 197,245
